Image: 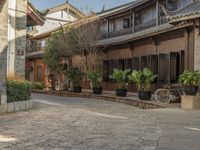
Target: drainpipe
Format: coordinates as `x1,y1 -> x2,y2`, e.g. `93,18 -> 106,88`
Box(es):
7,0 -> 17,78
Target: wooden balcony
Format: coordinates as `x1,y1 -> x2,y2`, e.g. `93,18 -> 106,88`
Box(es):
134,19 -> 156,32
159,16 -> 168,25
109,28 -> 132,38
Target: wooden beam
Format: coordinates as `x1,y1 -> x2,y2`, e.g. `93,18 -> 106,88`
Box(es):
132,11 -> 135,33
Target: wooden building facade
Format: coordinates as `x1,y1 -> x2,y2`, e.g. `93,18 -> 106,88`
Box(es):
26,0 -> 200,91
94,0 -> 200,91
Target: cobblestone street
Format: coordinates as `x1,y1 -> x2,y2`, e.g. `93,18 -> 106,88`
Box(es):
0,94 -> 200,150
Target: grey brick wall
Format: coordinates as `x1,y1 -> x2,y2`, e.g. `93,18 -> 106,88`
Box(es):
0,0 -> 8,99
15,0 -> 27,78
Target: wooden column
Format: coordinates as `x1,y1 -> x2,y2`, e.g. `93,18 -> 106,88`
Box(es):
132,11 -> 135,33
156,0 -> 159,26
184,29 -> 189,70
106,18 -> 109,38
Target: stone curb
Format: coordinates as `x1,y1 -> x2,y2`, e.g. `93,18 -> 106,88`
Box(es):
32,90 -> 164,109
0,100 -> 33,113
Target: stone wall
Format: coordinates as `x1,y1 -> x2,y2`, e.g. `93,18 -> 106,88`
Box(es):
0,0 -> 8,104
0,0 -> 28,105
15,0 -> 27,78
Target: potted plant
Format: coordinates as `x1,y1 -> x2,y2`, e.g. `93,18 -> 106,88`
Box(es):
87,70 -> 103,95
178,70 -> 200,96
129,68 -> 157,100
66,67 -> 84,93
109,69 -> 130,97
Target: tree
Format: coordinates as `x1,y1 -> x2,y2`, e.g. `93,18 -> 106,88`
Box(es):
44,16 -> 103,88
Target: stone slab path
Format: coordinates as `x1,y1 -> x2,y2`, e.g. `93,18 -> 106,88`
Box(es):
0,93 -> 200,150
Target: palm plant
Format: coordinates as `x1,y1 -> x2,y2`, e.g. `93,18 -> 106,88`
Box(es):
109,69 -> 131,89
128,68 -> 157,91
129,68 -> 157,100
87,70 -> 102,88
142,68 -> 158,91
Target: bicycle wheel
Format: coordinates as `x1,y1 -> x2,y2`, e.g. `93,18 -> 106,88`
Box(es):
154,89 -> 171,104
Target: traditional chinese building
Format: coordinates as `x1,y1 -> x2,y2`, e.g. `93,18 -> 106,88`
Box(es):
0,0 -> 44,104
26,1 -> 86,83
95,0 -> 200,91
26,0 -> 200,92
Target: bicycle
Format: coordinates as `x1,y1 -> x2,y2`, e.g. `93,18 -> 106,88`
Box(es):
154,84 -> 184,105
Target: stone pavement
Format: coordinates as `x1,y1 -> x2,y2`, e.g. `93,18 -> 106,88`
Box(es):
0,93 -> 200,150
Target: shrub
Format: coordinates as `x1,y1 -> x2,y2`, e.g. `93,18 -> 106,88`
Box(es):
6,80 -> 31,103
178,70 -> 200,86
66,67 -> 84,87
31,82 -> 44,90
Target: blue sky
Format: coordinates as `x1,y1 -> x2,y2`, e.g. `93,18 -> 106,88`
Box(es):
31,0 -> 134,13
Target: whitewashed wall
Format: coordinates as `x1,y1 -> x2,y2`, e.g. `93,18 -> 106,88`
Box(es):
36,9 -> 78,34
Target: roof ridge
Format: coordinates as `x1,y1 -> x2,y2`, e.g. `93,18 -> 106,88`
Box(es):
41,2 -> 86,17
173,1 -> 200,14
97,0 -> 144,15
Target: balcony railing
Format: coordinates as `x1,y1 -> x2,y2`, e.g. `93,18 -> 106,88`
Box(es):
134,19 -> 156,32
159,16 -> 168,25
109,28 -> 132,38
99,17 -> 169,40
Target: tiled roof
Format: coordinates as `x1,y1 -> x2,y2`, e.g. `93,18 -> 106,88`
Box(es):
97,22 -> 192,46
97,0 -> 150,18
169,1 -> 200,22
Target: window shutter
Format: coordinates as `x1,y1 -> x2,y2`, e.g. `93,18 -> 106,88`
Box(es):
159,54 -> 170,84
170,52 -> 178,83
141,56 -> 147,69
118,59 -> 124,70
103,61 -> 109,81
125,58 -> 132,70
133,57 -> 140,70
109,60 -> 118,81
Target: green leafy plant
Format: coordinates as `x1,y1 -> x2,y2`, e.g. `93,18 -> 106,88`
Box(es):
66,67 -> 84,87
31,82 -> 44,90
178,70 -> 200,86
6,80 -> 31,103
129,68 -> 157,91
109,69 -> 131,89
87,70 -> 102,88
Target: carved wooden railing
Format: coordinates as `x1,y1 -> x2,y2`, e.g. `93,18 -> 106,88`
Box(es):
108,28 -> 133,38
134,19 -> 157,32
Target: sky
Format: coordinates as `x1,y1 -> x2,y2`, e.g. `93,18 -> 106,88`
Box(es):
31,0 -> 134,13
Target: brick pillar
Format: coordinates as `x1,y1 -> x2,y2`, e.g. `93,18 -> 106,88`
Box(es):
194,26 -> 200,70
0,0 -> 8,104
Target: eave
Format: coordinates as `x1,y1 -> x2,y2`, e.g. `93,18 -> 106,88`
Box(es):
0,0 -> 6,11
170,13 -> 200,24
97,22 -> 194,47
27,1 -> 45,27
